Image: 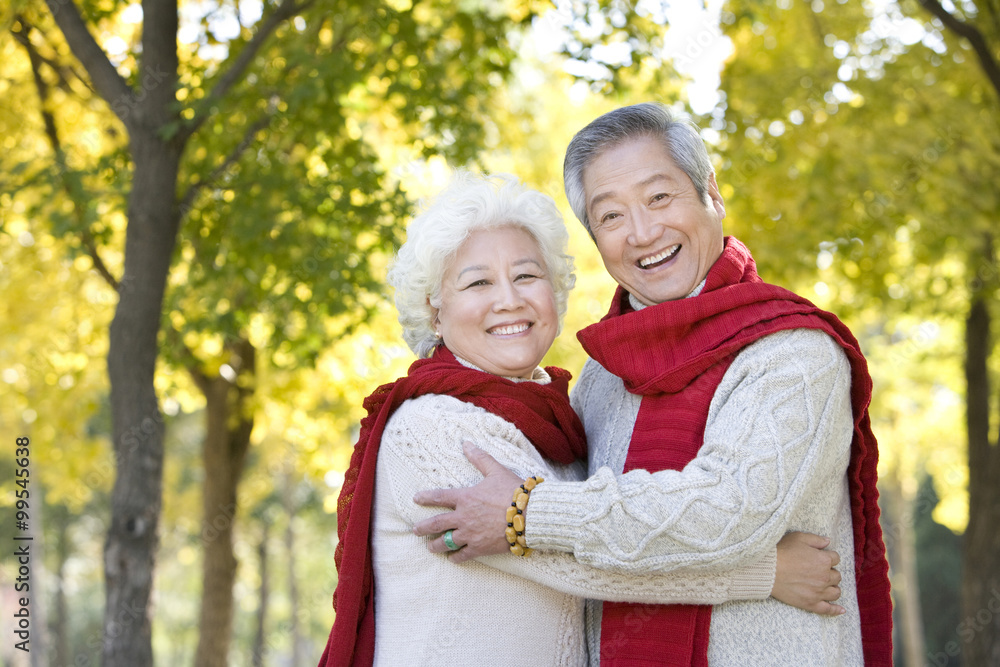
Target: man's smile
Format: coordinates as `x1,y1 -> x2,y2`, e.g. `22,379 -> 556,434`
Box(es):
638,243 -> 681,269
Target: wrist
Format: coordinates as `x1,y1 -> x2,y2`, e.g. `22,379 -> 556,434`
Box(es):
506,476 -> 543,556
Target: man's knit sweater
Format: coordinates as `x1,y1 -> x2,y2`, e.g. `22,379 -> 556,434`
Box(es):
370,368 -> 777,666
526,327 -> 865,665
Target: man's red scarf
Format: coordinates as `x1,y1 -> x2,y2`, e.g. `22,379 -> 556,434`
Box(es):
578,237 -> 892,666
317,346 -> 586,666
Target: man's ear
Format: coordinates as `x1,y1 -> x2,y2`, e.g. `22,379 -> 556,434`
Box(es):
707,172 -> 726,220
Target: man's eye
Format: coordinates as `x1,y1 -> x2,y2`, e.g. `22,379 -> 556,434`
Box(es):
651,193 -> 669,203
601,212 -> 620,223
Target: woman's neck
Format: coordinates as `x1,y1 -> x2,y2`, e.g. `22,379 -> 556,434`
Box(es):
449,349 -> 551,384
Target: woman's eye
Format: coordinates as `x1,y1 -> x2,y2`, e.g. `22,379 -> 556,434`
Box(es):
515,273 -> 538,281
463,279 -> 489,289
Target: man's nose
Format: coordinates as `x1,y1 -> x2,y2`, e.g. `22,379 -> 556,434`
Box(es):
627,208 -> 659,246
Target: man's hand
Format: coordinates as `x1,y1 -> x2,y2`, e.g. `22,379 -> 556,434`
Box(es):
412,442 -> 523,562
772,532 -> 845,616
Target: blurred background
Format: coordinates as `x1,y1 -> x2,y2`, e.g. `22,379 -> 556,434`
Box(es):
1,0 -> 997,665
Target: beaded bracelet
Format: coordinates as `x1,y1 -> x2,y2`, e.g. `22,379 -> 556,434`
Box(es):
505,476 -> 543,556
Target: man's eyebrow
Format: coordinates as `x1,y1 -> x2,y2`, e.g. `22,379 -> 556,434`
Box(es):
588,173 -> 674,212
637,172 -> 674,189
588,190 -> 615,212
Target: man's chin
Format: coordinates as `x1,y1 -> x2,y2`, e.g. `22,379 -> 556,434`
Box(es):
629,285 -> 686,306
628,273 -> 704,305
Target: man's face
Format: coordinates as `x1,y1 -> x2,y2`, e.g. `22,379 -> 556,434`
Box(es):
583,135 -> 726,306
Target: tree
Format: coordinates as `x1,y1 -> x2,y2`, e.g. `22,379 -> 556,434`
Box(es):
717,0 -> 999,662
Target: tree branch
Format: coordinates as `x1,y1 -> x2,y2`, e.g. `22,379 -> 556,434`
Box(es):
42,0 -> 135,126
11,17 -> 88,96
918,0 -> 1000,101
981,0 -> 1000,46
179,0 -> 314,141
178,104 -> 277,222
81,228 -> 121,290
164,323 -> 211,392
13,17 -> 121,292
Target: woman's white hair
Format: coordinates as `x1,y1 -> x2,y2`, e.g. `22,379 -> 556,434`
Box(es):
388,170 -> 576,358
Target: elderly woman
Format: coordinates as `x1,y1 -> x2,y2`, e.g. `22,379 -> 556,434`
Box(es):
318,172 -> 842,666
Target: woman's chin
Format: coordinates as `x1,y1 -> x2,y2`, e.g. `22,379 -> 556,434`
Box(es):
485,355 -> 544,379
455,338 -> 551,379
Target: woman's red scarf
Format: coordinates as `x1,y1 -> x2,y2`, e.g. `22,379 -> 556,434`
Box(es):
317,345 -> 586,666
578,237 -> 892,666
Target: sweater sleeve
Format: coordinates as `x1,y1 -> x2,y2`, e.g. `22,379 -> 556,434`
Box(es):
526,329 -> 855,574
377,394 -> 775,604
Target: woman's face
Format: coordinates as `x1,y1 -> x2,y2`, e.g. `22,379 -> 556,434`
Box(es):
434,226 -> 559,379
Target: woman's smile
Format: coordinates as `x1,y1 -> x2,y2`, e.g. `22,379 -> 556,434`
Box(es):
487,321 -> 532,336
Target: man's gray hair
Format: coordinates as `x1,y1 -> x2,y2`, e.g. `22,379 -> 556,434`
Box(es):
563,102 -> 715,237
387,170 -> 576,358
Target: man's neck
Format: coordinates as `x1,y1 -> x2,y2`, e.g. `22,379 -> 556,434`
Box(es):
628,277 -> 708,312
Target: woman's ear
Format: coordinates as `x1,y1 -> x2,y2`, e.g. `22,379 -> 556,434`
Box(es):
428,298 -> 441,336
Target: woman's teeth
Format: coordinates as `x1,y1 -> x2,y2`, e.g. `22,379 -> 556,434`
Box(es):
490,323 -> 530,335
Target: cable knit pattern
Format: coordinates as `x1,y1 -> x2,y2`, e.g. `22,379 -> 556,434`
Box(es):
531,328 -> 865,665
371,392 -> 776,666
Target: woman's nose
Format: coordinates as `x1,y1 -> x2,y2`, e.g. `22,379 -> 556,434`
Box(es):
493,278 -> 526,310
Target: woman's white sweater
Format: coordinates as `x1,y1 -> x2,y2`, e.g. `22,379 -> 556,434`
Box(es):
371,371 -> 776,666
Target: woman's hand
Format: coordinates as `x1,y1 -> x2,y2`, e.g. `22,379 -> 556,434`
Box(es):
771,532 -> 845,616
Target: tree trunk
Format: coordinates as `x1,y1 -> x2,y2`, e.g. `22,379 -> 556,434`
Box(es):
283,477 -> 302,667
962,238 -> 1000,665
29,478 -> 48,667
104,127 -> 182,666
252,522 -> 269,667
192,339 -> 256,667
51,512 -> 71,667
883,470 -> 925,667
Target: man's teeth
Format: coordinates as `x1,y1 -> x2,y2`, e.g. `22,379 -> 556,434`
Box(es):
639,244 -> 680,268
490,323 -> 530,335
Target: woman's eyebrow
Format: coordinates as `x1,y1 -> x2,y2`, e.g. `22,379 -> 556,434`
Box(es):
456,265 -> 489,280
456,258 -> 542,280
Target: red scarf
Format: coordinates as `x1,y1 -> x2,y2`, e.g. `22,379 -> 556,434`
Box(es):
579,237 -> 892,666
317,346 -> 586,666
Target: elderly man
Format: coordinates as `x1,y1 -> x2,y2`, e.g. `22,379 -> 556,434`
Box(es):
413,103 -> 893,665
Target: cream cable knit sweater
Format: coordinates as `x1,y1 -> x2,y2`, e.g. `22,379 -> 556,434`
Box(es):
527,328 -> 865,665
371,374 -> 777,666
